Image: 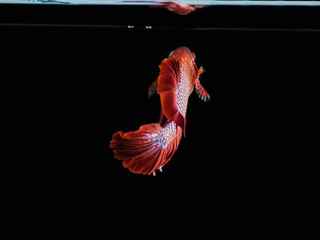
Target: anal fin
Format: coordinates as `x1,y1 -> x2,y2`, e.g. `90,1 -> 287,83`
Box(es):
173,112 -> 186,137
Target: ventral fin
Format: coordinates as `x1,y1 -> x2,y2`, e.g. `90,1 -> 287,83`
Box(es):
148,79 -> 158,98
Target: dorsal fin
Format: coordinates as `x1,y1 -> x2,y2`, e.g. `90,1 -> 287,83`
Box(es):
157,58 -> 180,121
157,58 -> 179,93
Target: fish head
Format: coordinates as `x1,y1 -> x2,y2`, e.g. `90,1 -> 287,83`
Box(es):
169,47 -> 195,61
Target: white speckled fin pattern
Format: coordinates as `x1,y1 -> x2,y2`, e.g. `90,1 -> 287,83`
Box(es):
110,122 -> 182,176
195,81 -> 210,102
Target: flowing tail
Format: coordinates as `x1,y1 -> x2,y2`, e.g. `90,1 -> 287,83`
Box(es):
110,121 -> 182,176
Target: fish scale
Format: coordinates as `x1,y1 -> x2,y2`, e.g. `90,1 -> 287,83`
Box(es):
157,121 -> 177,148
176,58 -> 195,118
157,57 -> 195,150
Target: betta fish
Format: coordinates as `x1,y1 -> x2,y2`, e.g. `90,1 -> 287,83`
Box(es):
151,1 -> 205,15
110,47 -> 210,176
123,1 -> 205,15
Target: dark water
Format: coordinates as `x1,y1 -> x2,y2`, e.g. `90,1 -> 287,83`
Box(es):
1,4 -> 319,218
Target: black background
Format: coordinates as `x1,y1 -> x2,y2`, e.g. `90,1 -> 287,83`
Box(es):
1,4 -> 319,216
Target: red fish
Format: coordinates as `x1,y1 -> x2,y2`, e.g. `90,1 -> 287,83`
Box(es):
110,47 -> 210,176
123,1 -> 205,15
154,1 -> 205,15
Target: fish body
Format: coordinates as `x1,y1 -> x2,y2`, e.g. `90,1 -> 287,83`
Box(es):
110,47 -> 210,175
123,1 -> 205,15
157,1 -> 204,15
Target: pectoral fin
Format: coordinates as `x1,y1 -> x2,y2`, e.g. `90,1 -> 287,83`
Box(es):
195,81 -> 210,102
194,67 -> 210,102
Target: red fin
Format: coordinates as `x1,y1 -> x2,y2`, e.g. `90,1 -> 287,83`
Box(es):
158,2 -> 203,15
195,81 -> 210,102
158,91 -> 178,122
198,66 -> 204,76
110,123 -> 182,176
157,58 -> 178,93
157,58 -> 179,121
173,112 -> 186,137
194,67 -> 210,102
123,2 -> 205,15
195,5 -> 205,9
148,79 -> 157,98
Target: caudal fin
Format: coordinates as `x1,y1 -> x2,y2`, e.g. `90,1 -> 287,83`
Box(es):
110,123 -> 182,176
